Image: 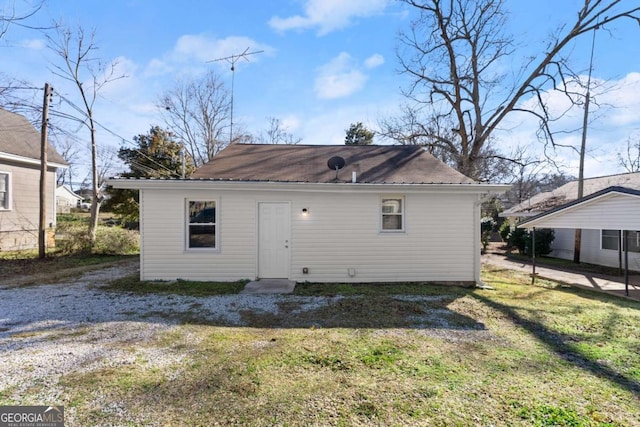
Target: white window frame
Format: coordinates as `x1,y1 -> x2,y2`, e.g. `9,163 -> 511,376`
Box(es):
0,172 -> 11,211
185,199 -> 219,252
380,195 -> 405,233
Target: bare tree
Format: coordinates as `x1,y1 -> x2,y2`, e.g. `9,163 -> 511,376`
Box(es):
257,117 -> 302,145
46,23 -> 125,247
383,0 -> 639,180
159,71 -> 232,165
617,135 -> 640,173
52,136 -> 81,187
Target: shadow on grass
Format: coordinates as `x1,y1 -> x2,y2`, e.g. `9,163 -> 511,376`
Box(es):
471,292 -> 640,395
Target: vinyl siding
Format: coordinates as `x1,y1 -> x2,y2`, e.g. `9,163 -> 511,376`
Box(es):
529,193 -> 640,230
139,187 -> 479,283
0,161 -> 57,250
551,228 -> 640,270
539,193 -> 640,270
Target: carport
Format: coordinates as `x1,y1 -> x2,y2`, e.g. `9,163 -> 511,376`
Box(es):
519,186 -> 640,297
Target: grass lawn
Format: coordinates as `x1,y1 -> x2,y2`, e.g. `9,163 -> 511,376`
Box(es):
3,266 -> 640,426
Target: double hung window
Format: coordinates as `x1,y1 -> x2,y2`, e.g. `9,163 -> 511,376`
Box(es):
187,200 -> 217,249
0,173 -> 10,210
381,197 -> 404,232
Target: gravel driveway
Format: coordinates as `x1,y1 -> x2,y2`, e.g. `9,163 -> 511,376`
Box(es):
0,261 -> 304,408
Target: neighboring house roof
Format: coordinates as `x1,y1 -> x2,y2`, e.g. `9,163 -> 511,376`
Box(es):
502,171 -> 640,217
191,144 -> 477,184
56,185 -> 83,201
519,186 -> 640,230
0,107 -> 67,166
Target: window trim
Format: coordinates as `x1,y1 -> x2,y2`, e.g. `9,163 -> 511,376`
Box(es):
0,171 -> 11,211
185,198 -> 219,252
380,195 -> 405,233
601,229 -> 640,253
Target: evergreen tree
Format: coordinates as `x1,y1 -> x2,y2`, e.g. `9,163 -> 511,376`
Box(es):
345,122 -> 374,145
105,126 -> 195,223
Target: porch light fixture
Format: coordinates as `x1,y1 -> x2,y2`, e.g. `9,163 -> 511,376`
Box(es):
302,208 -> 309,216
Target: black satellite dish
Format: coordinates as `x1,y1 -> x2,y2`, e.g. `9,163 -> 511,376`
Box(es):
327,156 -> 346,171
327,156 -> 346,181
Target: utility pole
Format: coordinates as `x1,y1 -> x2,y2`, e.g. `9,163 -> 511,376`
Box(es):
573,23 -> 598,264
39,82 -> 52,259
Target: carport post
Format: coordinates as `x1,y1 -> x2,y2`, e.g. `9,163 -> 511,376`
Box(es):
531,227 -> 537,285
624,230 -> 629,297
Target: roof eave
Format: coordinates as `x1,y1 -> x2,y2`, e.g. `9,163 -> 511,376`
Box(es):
0,151 -> 68,169
108,178 -> 510,194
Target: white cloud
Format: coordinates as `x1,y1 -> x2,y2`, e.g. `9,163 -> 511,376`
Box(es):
280,115 -> 301,132
364,53 -> 384,69
314,52 -> 367,99
19,38 -> 45,50
269,0 -> 390,35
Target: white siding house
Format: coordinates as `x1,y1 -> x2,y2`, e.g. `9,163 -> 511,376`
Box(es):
110,144 -> 507,285
56,185 -> 83,213
502,173 -> 640,270
519,187 -> 640,271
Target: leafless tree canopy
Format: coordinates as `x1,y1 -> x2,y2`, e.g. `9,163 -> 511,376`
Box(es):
381,0 -> 640,180
617,135 -> 640,173
256,117 -> 302,145
46,23 -> 126,245
159,71 -> 232,166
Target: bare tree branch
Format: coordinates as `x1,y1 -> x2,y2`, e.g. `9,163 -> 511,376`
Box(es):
617,134 -> 640,172
385,0 -> 640,180
256,117 -> 302,145
158,71 -> 231,166
46,22 -> 126,247
0,1 -> 47,39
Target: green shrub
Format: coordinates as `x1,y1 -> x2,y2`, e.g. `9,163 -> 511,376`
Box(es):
480,216 -> 496,252
526,228 -> 555,256
508,227 -> 555,256
508,227 -> 528,254
499,219 -> 511,242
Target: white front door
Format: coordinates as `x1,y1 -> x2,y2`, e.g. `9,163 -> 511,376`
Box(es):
258,202 -> 290,278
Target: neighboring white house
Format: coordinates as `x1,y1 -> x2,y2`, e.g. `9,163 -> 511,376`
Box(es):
518,186 -> 640,273
109,144 -> 508,285
502,172 -> 640,270
0,108 -> 67,251
56,185 -> 83,213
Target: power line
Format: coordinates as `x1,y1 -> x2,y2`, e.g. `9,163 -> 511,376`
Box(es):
51,90 -> 182,178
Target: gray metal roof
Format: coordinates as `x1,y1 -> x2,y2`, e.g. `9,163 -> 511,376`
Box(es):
0,107 -> 67,165
191,144 -> 477,184
502,172 -> 640,217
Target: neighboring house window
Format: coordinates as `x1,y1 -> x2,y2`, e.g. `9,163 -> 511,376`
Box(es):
381,197 -> 404,231
187,200 -> 217,250
0,172 -> 10,210
601,229 -> 640,253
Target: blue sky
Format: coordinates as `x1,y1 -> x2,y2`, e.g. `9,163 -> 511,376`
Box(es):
2,0 -> 640,181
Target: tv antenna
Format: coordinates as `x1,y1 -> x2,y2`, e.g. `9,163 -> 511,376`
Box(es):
208,47 -> 264,144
